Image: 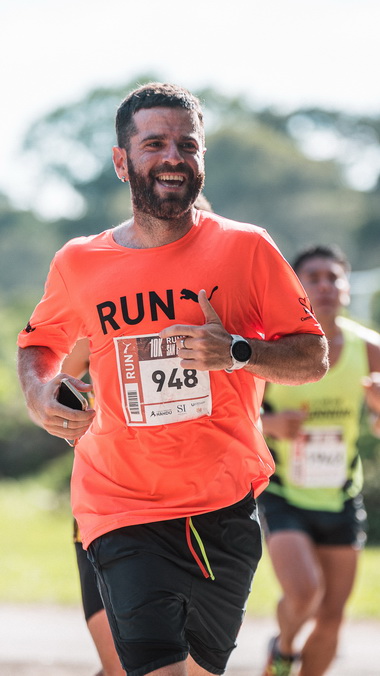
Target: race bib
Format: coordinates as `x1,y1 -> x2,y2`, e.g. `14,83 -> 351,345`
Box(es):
114,333 -> 212,426
290,426 -> 347,488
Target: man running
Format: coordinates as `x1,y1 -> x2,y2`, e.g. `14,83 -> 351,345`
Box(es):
17,83 -> 328,676
260,244 -> 380,676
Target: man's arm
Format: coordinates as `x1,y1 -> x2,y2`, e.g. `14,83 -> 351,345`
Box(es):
160,290 -> 328,385
261,408 -> 308,438
17,345 -> 95,440
361,339 -> 380,436
62,338 -> 90,379
244,333 -> 328,384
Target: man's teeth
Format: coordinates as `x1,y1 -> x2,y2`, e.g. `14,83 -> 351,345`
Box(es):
157,174 -> 184,182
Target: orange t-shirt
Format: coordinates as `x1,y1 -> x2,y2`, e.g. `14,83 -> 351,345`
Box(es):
18,211 -> 323,548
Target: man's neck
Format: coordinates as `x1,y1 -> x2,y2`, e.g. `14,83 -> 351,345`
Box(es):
113,208 -> 197,249
319,315 -> 342,342
322,318 -> 344,367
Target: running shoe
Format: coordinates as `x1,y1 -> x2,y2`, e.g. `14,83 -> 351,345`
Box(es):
261,635 -> 299,676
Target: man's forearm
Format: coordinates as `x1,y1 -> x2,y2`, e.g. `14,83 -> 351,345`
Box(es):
245,333 -> 328,385
17,346 -> 62,401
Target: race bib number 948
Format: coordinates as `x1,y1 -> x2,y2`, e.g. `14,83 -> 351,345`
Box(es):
114,333 -> 212,426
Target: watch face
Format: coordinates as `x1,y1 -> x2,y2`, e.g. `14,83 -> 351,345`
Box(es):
232,339 -> 252,362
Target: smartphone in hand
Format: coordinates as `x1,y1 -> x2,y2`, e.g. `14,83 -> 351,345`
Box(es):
58,378 -> 88,446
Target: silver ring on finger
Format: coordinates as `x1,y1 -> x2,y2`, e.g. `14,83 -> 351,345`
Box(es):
63,419 -> 69,429
180,337 -> 187,349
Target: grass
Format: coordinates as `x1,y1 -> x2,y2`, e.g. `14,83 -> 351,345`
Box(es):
0,478 -> 81,604
0,478 -> 379,618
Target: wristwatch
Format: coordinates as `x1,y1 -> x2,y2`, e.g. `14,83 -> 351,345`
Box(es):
225,334 -> 252,372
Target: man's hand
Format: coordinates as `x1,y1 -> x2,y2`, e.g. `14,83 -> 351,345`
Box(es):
18,345 -> 95,440
262,409 -> 307,440
24,372 -> 95,440
160,289 -> 232,371
362,372 -> 380,415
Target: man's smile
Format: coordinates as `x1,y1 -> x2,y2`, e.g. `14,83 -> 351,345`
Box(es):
156,173 -> 186,188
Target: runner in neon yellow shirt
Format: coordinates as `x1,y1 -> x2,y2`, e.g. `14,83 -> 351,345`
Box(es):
260,244 -> 380,676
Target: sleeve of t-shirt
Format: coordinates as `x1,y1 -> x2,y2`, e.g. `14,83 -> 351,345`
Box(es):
17,255 -> 85,360
252,231 -> 323,340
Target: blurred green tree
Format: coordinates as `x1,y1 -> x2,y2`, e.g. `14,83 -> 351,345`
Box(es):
18,77 -> 372,266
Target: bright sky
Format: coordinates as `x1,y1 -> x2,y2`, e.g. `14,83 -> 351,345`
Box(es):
2,0 -> 379,215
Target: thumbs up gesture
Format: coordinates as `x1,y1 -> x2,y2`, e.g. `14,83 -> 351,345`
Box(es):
159,289 -> 233,371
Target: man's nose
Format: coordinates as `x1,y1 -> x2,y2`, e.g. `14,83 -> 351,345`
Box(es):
317,277 -> 332,291
163,141 -> 183,164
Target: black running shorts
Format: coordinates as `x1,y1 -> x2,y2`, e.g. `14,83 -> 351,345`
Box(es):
74,541 -> 104,621
87,493 -> 262,676
259,491 -> 367,549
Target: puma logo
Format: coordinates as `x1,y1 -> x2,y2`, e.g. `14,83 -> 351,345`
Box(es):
180,286 -> 219,303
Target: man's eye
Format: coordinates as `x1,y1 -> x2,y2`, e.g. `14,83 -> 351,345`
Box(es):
146,141 -> 162,148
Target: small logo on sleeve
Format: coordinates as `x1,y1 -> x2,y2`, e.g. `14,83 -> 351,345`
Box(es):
298,297 -> 315,321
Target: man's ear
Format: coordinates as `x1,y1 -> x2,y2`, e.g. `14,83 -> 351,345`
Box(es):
112,146 -> 128,181
340,287 -> 351,307
340,276 -> 351,307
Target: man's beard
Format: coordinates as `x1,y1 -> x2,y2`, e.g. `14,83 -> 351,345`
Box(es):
127,158 -> 205,219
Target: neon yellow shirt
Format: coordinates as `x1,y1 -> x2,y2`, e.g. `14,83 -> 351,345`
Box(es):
264,317 -> 369,511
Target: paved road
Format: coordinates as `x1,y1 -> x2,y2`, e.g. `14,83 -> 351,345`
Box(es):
0,604 -> 379,675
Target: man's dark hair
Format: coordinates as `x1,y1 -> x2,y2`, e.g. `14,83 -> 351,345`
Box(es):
293,244 -> 351,275
116,82 -> 204,150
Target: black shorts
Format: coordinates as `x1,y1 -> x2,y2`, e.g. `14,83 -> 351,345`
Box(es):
87,494 -> 262,676
258,491 -> 367,549
74,541 -> 104,621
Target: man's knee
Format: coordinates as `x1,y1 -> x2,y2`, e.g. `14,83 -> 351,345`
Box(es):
284,576 -> 324,616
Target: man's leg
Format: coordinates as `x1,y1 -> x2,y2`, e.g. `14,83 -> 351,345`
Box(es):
145,656 -> 215,676
87,609 -> 126,675
266,530 -> 324,656
298,545 -> 359,676
75,541 -> 125,676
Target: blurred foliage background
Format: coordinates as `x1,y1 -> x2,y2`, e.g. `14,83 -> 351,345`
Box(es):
1,73 -> 380,545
